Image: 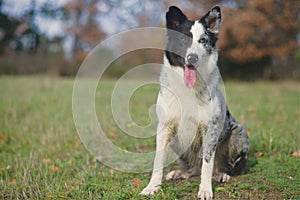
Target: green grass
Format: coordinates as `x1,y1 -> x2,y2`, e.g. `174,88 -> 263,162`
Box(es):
0,76 -> 299,199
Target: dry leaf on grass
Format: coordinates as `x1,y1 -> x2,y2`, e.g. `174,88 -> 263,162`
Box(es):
42,158 -> 51,164
132,178 -> 141,189
174,181 -> 181,188
109,169 -> 114,175
9,179 -> 16,185
0,132 -> 7,142
50,165 -> 59,172
292,149 -> 300,158
74,139 -> 82,149
255,152 -> 264,158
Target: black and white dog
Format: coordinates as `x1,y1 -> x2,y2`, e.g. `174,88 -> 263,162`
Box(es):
140,6 -> 249,199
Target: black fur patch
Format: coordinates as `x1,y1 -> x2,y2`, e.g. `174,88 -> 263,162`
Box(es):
165,6 -> 194,68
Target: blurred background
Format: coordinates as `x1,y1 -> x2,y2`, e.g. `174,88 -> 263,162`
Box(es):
0,0 -> 299,80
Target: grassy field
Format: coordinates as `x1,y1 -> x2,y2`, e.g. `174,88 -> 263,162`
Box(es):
0,76 -> 299,199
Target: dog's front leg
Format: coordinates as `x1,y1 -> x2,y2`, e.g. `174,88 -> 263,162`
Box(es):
198,126 -> 219,200
140,125 -> 169,195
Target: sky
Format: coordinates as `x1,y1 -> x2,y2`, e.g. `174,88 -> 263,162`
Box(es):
95,0 -> 166,34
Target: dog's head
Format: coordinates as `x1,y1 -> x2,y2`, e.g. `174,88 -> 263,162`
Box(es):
165,6 -> 222,88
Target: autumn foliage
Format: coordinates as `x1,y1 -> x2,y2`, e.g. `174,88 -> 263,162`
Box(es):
219,0 -> 299,63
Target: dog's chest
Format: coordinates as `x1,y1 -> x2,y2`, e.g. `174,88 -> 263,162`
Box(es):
158,66 -> 214,124
158,70 -> 216,150
168,92 -> 208,150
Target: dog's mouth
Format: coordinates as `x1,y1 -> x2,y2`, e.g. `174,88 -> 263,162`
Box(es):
184,64 -> 197,88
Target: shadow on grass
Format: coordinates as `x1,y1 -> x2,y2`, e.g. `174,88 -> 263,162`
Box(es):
246,155 -> 258,173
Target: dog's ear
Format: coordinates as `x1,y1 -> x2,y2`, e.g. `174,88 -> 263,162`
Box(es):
166,6 -> 187,30
201,6 -> 222,34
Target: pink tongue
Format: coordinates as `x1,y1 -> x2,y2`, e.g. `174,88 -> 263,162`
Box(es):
184,65 -> 197,88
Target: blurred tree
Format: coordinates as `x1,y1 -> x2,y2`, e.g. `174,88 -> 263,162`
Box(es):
64,0 -> 106,61
0,6 -> 20,54
0,0 -> 66,54
113,1 -> 165,72
1,0 -> 41,53
0,0 -> 38,54
0,0 -> 69,74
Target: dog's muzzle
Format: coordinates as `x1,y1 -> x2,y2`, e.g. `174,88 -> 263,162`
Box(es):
187,53 -> 199,65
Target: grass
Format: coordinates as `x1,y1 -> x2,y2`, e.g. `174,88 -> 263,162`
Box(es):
0,76 -> 299,199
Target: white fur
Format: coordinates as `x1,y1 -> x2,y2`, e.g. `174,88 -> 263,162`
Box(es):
198,152 -> 214,199
186,22 -> 206,61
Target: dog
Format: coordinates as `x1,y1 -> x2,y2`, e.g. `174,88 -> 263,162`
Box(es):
140,5 -> 250,199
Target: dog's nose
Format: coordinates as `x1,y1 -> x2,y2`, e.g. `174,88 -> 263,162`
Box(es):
187,53 -> 199,65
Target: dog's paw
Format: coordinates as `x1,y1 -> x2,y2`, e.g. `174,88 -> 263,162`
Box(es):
197,188 -> 213,200
213,172 -> 230,183
140,185 -> 160,196
166,170 -> 192,180
166,170 -> 183,180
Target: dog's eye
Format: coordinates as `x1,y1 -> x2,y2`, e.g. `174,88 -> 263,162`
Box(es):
199,37 -> 207,44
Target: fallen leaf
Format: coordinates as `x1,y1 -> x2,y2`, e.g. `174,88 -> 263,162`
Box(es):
247,105 -> 255,111
275,114 -> 286,122
0,132 -> 7,142
174,181 -> 180,188
42,158 -> 51,164
109,169 -> 114,175
292,149 -> 300,158
135,145 -> 156,153
50,165 -> 59,172
255,152 -> 264,158
108,132 -> 118,140
9,179 -> 16,185
74,139 -> 82,149
249,113 -> 256,119
132,178 -> 141,189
